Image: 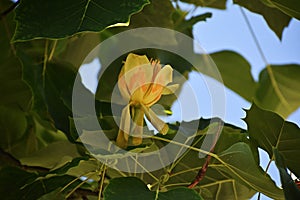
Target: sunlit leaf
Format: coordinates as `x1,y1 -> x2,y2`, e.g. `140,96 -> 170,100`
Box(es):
210,50 -> 256,101
255,64 -> 300,118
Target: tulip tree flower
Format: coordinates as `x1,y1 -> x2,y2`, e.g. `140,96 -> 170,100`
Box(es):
116,53 -> 178,148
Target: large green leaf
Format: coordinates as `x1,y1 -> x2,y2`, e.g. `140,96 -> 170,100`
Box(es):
245,104 -> 300,178
267,0 -> 300,20
19,141 -> 81,169
274,148 -> 300,200
255,64 -> 300,118
210,50 -> 256,101
103,177 -> 203,200
215,142 -> 283,199
13,0 -> 150,41
234,0 -> 291,39
128,0 -> 175,29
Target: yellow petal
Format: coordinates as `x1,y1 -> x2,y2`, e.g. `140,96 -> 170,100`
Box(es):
154,64 -> 173,86
116,105 -> 131,148
118,67 -> 130,100
124,53 -> 150,73
123,54 -> 153,96
142,105 -> 169,135
125,64 -> 153,97
143,65 -> 174,106
162,84 -> 179,95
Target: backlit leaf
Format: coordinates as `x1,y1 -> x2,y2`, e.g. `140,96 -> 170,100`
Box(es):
245,104 -> 300,177
234,0 -> 291,39
255,64 -> 300,118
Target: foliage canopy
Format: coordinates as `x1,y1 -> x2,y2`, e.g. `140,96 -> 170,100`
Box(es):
0,0 -> 300,199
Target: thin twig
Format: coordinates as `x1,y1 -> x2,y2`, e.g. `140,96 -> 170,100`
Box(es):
239,7 -> 268,65
188,122 -> 223,188
48,40 -> 57,61
98,165 -> 106,200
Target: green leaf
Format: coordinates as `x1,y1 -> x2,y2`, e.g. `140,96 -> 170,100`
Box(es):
0,167 -> 38,200
179,0 -> 227,9
0,106 -> 27,153
0,11 -> 32,111
99,0 -> 180,45
245,104 -> 300,177
173,9 -> 212,36
103,177 -> 203,200
163,122 -> 280,199
128,0 -> 175,29
57,32 -> 102,68
255,64 -> 300,118
210,50 -> 256,101
66,159 -> 100,181
234,0 -> 291,39
21,174 -> 85,200
19,141 -> 81,169
273,148 -> 300,200
37,189 -> 65,200
13,0 -> 150,41
215,142 -> 283,199
268,0 -> 300,20
16,41 -> 84,141
0,109 -> 69,159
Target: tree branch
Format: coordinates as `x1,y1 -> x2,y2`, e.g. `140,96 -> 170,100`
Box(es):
188,121 -> 223,188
